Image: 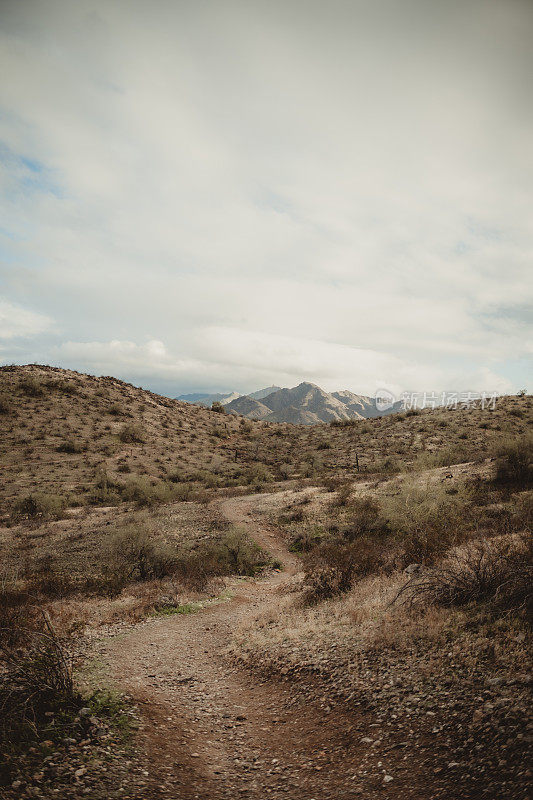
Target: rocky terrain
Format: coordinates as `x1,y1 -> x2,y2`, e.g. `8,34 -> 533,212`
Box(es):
0,365 -> 531,799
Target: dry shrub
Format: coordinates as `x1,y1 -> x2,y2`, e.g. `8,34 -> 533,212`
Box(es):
104,522 -> 267,593
18,376 -> 45,397
57,438 -> 84,453
174,528 -> 267,590
45,378 -> 78,395
106,524 -> 176,583
118,422 -> 144,443
394,535 -> 532,614
11,492 -> 67,522
0,394 -> 12,414
381,486 -> 470,565
342,495 -> 383,540
0,586 -> 79,752
332,483 -> 353,507
303,538 -> 392,603
119,477 -> 173,506
494,434 -> 533,489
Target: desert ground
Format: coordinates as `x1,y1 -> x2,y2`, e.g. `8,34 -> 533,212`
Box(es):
0,365 -> 531,799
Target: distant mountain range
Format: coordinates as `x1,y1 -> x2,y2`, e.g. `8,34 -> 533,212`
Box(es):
177,382 -> 402,424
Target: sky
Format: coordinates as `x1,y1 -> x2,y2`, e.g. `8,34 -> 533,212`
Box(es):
0,0 -> 532,398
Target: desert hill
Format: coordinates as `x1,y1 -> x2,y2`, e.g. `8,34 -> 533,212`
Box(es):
0,364 -> 529,518
1,364 -> 531,800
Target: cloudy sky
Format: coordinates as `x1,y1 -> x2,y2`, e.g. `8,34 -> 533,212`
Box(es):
1,0 -> 531,397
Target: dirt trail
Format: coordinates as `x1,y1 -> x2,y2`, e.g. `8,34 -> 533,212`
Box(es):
102,493 -> 392,799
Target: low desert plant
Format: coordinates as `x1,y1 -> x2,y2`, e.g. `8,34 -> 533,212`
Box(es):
494,434 -> 533,489
332,483 -> 353,507
11,493 -> 67,522
107,524 -> 176,582
0,394 -> 12,414
394,536 -> 532,614
173,528 -> 267,590
342,495 -> 384,540
381,486 -> 470,564
56,438 -> 84,454
19,376 -> 45,397
118,423 -> 144,443
0,612 -> 79,750
303,538 -> 390,603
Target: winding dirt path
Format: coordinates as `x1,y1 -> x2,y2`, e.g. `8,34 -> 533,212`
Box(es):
101,494 -> 386,799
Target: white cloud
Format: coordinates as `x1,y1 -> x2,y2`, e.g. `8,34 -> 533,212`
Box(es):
0,0 -> 531,393
53,333 -> 514,397
0,299 -> 52,339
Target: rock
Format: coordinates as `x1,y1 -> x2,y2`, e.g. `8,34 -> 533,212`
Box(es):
383,774 -> 393,783
404,563 -> 421,575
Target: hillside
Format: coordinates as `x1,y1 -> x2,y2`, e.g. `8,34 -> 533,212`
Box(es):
0,364 -> 531,800
0,365 -> 530,515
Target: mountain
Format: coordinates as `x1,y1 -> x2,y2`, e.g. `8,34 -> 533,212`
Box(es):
332,390 -> 403,418
177,391 -> 242,407
225,395 -> 272,420
248,385 -> 281,400
225,382 -> 401,424
178,382 -> 403,424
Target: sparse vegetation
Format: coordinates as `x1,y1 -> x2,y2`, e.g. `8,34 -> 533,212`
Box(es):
118,422 -> 144,443
0,365 -> 531,799
0,394 -> 12,414
11,492 -> 67,522
494,434 -> 533,488
395,535 -> 532,613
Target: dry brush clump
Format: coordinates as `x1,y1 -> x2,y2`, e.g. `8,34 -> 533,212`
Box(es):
0,585 -> 80,756
10,492 -> 69,523
393,535 -> 532,615
103,521 -> 270,597
493,433 -> 533,489
288,458 -> 533,607
303,537 -> 393,603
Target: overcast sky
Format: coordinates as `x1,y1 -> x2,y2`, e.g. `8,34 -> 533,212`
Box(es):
1,0 -> 532,397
